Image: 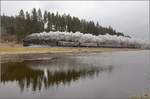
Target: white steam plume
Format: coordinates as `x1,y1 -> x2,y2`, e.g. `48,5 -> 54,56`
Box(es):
24,31 -> 150,49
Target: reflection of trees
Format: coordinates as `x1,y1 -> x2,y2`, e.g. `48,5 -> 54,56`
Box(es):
1,57 -> 113,92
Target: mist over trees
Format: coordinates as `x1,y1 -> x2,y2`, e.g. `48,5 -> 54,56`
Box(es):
1,8 -> 126,42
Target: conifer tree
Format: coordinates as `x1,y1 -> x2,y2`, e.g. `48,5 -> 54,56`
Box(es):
31,8 -> 38,33
15,9 -> 26,41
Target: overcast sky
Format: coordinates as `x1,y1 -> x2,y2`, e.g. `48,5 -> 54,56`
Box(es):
1,1 -> 149,41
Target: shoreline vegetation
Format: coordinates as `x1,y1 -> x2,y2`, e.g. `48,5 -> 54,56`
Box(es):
0,42 -> 142,55
130,93 -> 150,99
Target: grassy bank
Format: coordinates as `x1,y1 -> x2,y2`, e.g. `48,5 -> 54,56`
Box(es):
0,46 -> 141,55
0,42 -> 142,55
130,93 -> 150,99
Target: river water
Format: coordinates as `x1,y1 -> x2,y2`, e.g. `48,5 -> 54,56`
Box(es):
0,50 -> 150,99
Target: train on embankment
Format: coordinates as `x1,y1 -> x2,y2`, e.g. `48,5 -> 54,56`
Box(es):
23,31 -> 150,49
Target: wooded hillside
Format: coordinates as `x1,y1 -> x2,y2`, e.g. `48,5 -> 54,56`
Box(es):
1,8 -> 127,42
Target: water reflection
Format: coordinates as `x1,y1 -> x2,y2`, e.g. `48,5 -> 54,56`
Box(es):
1,56 -> 113,92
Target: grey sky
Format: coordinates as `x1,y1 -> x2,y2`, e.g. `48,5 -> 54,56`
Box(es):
1,1 -> 149,41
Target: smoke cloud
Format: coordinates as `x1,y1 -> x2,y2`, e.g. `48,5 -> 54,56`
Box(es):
24,31 -> 150,49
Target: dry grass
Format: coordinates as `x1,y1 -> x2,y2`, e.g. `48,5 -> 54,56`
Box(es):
0,46 -> 141,55
130,93 -> 150,99
0,41 -> 142,55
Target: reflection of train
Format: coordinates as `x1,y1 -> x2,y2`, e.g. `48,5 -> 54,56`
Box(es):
23,31 -> 149,49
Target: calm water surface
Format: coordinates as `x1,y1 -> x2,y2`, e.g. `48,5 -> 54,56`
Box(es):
0,50 -> 150,99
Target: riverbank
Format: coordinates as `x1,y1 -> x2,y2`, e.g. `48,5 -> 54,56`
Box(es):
130,93 -> 150,99
0,46 -> 142,55
0,41 -> 143,55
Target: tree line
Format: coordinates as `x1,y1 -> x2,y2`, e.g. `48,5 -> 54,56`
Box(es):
1,8 -> 126,42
